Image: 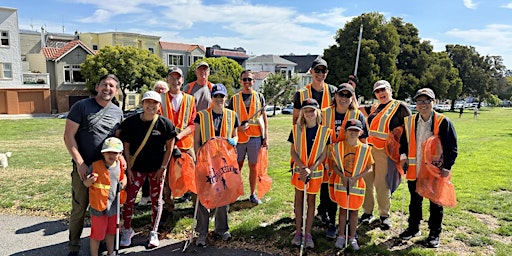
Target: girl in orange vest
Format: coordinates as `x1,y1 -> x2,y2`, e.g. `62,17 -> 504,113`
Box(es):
288,98 -> 332,249
329,119 -> 374,251
83,137 -> 127,256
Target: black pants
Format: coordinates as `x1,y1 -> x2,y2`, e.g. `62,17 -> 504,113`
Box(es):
408,180 -> 443,236
317,183 -> 337,225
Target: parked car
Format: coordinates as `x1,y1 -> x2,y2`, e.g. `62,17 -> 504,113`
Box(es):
282,104 -> 293,114
408,104 -> 417,112
434,104 -> 450,112
265,106 -> 281,116
123,107 -> 143,118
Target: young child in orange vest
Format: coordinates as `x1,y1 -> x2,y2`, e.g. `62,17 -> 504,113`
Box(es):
288,98 -> 332,249
330,119 -> 374,251
83,137 -> 127,256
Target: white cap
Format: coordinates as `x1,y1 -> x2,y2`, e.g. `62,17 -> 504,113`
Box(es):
141,91 -> 162,103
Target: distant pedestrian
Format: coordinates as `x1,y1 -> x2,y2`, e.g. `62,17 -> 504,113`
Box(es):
458,107 -> 463,118
473,106 -> 478,119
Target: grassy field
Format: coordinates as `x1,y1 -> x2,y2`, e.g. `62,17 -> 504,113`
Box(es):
0,108 -> 511,255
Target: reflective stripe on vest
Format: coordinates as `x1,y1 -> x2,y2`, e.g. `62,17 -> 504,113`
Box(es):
299,83 -> 332,109
161,92 -> 195,149
368,100 -> 401,149
404,112 -> 445,180
322,107 -> 360,143
198,108 -> 236,144
233,90 -> 262,143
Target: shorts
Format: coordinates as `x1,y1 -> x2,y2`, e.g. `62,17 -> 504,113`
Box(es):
90,214 -> 117,241
236,137 -> 261,163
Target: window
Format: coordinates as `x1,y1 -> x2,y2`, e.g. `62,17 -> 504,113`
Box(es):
148,47 -> 154,53
0,63 -> 12,79
1,31 -> 9,47
168,54 -> 184,66
189,56 -> 203,66
128,95 -> 136,106
92,45 -> 98,50
64,65 -> 85,83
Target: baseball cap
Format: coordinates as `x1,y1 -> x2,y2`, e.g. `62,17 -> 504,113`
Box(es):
301,98 -> 320,110
101,137 -> 123,153
337,83 -> 355,96
345,119 -> 363,131
211,83 -> 227,97
414,88 -> 436,100
168,66 -> 183,77
373,80 -> 391,93
310,57 -> 328,69
195,61 -> 209,70
141,91 -> 162,103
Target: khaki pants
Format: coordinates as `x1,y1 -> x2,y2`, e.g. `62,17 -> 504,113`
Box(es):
362,147 -> 391,218
69,164 -> 89,253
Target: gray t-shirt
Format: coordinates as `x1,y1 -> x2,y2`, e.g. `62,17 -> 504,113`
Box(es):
88,160 -> 122,217
67,98 -> 123,166
182,81 -> 212,111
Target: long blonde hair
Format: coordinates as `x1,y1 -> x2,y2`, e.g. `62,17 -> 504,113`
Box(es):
297,108 -> 322,128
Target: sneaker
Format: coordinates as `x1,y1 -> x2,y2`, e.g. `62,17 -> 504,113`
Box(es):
120,228 -> 135,247
148,231 -> 159,248
427,235 -> 440,248
335,236 -> 346,249
196,233 -> 207,247
349,238 -> 360,251
380,216 -> 392,230
326,224 -> 338,239
218,231 -> 232,241
359,213 -> 372,224
315,213 -> 330,225
291,231 -> 302,246
399,228 -> 421,240
139,196 -> 151,206
305,233 -> 314,249
249,194 -> 262,204
175,192 -> 191,203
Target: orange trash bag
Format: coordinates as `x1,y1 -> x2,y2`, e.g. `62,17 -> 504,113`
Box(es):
416,135 -> 457,208
168,152 -> 197,197
195,137 -> 244,209
255,147 -> 272,199
385,126 -> 404,176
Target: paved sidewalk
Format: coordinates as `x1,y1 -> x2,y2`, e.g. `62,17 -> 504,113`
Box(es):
0,214 -> 270,256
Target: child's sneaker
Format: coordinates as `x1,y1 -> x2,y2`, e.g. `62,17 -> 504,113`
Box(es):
120,228 -> 135,247
291,231 -> 302,246
148,231 -> 159,248
305,233 -> 314,248
326,224 -> 338,239
249,194 -> 262,204
349,238 -> 359,251
335,236 -> 346,249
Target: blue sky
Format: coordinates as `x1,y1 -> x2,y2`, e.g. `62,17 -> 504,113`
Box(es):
4,0 -> 512,69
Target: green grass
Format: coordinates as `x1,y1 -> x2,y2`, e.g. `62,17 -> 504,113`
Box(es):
0,109 -> 511,255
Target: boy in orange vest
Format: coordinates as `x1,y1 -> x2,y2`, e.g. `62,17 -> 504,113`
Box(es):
330,119 -> 374,251
83,137 -> 127,256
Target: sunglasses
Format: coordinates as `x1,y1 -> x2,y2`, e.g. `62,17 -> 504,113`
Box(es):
313,68 -> 327,74
416,99 -> 433,105
337,92 -> 352,98
213,94 -> 225,98
242,78 -> 253,82
374,88 -> 387,93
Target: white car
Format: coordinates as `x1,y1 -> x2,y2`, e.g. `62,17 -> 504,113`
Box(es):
265,106 -> 281,116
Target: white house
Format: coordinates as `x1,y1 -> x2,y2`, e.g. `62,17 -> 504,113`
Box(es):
244,55 -> 296,79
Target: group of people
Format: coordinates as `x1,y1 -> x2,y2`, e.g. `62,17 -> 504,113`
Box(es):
288,57 -> 458,251
63,56 -> 458,256
64,62 -> 269,256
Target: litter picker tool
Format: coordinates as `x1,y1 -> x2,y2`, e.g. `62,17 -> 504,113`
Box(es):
115,182 -> 121,255
344,179 -> 350,252
182,198 -> 200,252
299,174 -> 310,256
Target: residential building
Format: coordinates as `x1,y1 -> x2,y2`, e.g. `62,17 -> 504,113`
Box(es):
244,55 -> 296,79
251,71 -> 272,92
78,32 -> 160,55
159,41 -> 206,81
0,6 -> 50,114
280,54 -> 319,90
206,45 -> 249,65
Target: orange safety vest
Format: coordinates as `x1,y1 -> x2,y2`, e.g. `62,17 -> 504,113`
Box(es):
89,160 -> 127,212
328,141 -> 371,210
299,83 -> 332,109
232,90 -> 263,143
197,108 -> 236,144
404,112 -> 445,180
290,124 -> 331,194
367,99 -> 402,149
161,92 -> 196,150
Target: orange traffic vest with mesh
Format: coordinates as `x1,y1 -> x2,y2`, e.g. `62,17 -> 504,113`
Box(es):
197,108 -> 236,144
367,99 -> 401,149
404,112 -> 445,180
299,83 -> 332,108
329,141 -> 372,210
161,92 -> 196,150
232,90 -> 263,143
290,124 -> 332,194
89,160 -> 127,212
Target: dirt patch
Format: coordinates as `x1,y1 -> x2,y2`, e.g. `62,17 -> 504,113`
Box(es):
470,212 -> 499,231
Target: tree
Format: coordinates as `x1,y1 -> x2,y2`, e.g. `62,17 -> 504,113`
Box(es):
186,57 -> 244,97
260,73 -> 299,115
81,45 -> 167,111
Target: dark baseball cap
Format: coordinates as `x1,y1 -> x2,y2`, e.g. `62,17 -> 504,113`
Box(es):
337,83 -> 355,96
345,119 -> 363,131
301,98 -> 320,110
211,83 -> 227,97
414,88 -> 436,100
310,57 -> 328,69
